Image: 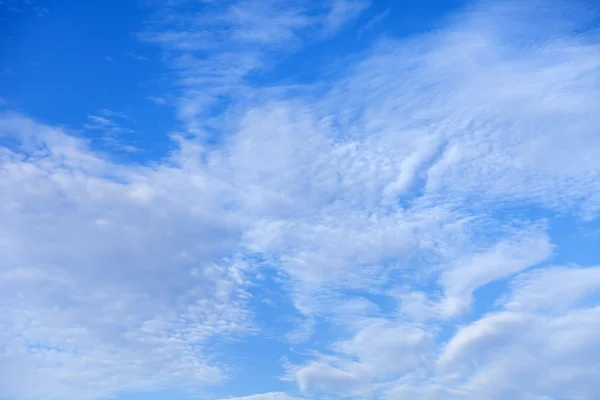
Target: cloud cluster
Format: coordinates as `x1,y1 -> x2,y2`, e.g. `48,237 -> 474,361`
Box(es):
0,112 -> 253,399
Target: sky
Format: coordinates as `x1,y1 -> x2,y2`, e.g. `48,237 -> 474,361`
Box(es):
1,0 -> 600,399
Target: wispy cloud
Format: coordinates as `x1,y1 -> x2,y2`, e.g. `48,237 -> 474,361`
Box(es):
356,7 -> 389,37
84,109 -> 132,131
126,51 -> 148,61
140,0 -> 370,134
82,109 -> 139,152
146,95 -> 168,105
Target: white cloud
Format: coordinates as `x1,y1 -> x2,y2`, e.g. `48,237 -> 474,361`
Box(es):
0,112 -> 253,399
333,320 -> 434,372
322,0 -> 370,36
292,319 -> 436,395
503,265 -> 600,312
147,95 -> 167,105
126,51 -> 148,61
435,307 -> 600,400
219,392 -> 305,400
439,231 -> 553,318
82,109 -> 139,152
294,360 -> 368,396
357,7 -> 390,37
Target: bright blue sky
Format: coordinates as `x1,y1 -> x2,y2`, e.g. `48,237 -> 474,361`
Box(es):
2,1 -> 600,400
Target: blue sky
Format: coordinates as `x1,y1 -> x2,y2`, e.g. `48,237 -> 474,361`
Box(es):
1,1 -> 600,400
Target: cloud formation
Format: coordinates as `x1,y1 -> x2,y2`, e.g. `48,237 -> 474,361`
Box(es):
2,0 -> 600,400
